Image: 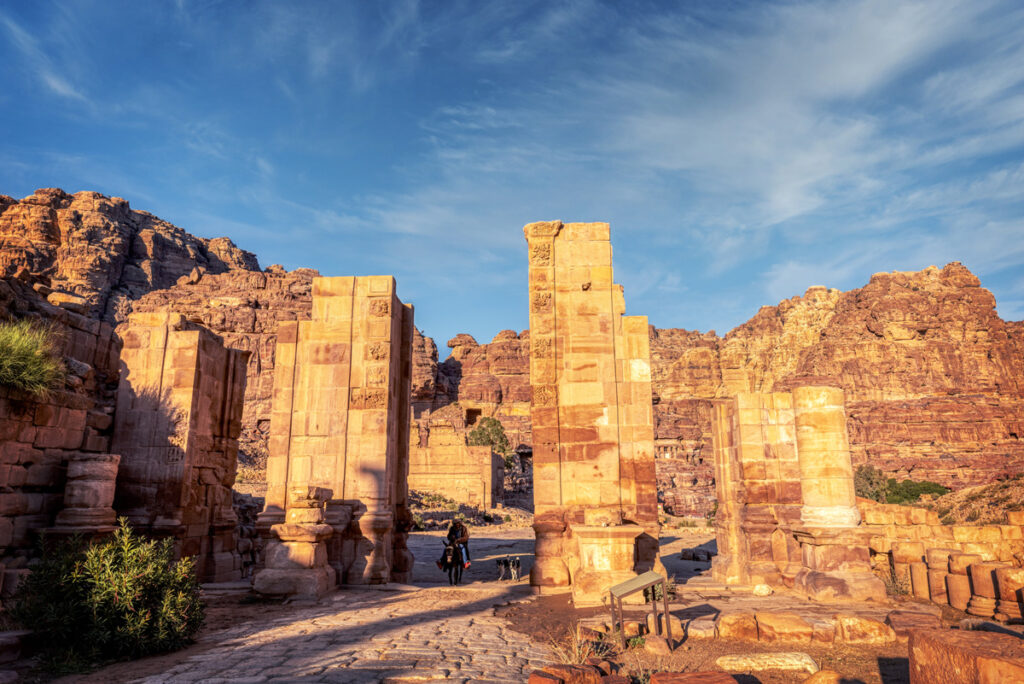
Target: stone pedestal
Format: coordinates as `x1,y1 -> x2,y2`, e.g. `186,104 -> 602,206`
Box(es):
52,453 -> 120,532
967,562 -> 1009,618
947,553 -> 982,612
569,524 -> 644,608
254,487 -> 336,599
792,527 -> 886,602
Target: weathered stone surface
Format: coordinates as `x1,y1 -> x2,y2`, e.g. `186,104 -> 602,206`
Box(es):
756,612 -> 813,643
408,421 -> 502,508
0,188 -> 258,323
716,612 -> 758,640
112,311 -> 248,582
885,609 -> 942,639
130,267 -> 316,470
716,652 -> 819,674
530,664 -> 602,684
649,674 -> 736,684
909,629 -> 1024,683
833,614 -> 896,644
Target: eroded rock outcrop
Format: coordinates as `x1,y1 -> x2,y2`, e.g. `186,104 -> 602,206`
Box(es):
0,188 -> 259,323
652,262 -> 1024,515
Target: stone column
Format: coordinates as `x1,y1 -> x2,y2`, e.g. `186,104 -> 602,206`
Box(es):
790,385 -> 884,602
792,386 -> 859,528
53,452 -> 120,532
257,277 -> 414,585
523,220 -> 660,603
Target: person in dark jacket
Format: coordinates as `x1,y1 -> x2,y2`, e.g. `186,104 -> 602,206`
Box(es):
437,518 -> 471,569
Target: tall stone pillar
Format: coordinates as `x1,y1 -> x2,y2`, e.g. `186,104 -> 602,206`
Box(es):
793,386 -> 860,528
113,312 -> 248,582
257,276 -> 414,585
524,220 -> 660,606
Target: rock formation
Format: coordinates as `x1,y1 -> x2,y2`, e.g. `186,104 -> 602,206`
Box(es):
652,263 -> 1024,515
0,188 -> 258,323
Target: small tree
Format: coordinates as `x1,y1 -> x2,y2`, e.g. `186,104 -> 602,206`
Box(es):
855,464 -> 888,503
467,416 -> 511,456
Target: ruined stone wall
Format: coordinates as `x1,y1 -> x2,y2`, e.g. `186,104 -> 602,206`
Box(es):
0,277 -> 122,583
259,276 -> 414,585
112,311 -> 248,582
408,441 -> 501,510
130,267 -> 317,467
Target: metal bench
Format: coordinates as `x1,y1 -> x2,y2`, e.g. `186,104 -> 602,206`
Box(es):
608,571 -> 673,650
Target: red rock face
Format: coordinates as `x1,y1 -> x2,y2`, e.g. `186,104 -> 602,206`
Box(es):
414,330 -> 532,449
0,188 -> 258,322
652,262 -> 1024,515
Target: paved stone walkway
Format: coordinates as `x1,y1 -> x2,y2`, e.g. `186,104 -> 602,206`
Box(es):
132,584 -> 555,684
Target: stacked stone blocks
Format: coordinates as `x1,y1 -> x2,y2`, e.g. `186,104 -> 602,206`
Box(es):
524,221 -> 659,606
258,276 -> 414,587
112,311 -> 248,582
712,386 -> 884,601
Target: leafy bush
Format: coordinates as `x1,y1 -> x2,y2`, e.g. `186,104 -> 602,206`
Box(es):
12,519 -> 204,669
0,319 -> 65,397
855,465 -> 948,505
884,477 -> 950,505
467,416 -> 511,455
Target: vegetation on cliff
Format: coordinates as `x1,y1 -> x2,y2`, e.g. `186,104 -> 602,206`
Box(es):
854,465 -> 949,505
0,319 -> 64,397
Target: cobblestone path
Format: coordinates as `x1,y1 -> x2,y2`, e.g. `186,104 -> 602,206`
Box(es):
132,584 -> 555,684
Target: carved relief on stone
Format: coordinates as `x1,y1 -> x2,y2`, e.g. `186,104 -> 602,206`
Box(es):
532,384 -> 558,407
350,388 -> 387,410
368,342 -> 390,360
530,243 -> 552,265
531,292 -> 552,314
368,298 -> 391,317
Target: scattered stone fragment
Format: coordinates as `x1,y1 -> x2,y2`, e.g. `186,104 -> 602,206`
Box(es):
716,652 -> 819,674
909,629 -> 1024,683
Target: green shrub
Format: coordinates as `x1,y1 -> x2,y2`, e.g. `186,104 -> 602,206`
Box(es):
884,478 -> 950,505
855,466 -> 949,505
0,319 -> 65,397
12,519 -> 204,669
467,417 -> 511,455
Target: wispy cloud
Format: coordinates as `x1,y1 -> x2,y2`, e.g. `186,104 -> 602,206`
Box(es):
1,13 -> 88,102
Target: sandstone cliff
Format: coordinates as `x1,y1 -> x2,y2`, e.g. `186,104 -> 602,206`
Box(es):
0,188 -> 259,323
652,262 -> 1024,507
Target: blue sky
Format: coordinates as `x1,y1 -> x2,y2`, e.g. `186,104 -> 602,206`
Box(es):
2,1 -> 1023,351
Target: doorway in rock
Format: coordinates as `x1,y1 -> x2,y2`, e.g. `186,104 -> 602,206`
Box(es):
465,408 -> 482,426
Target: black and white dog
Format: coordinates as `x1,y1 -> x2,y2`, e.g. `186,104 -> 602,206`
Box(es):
496,555 -> 521,581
